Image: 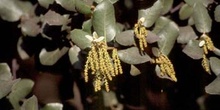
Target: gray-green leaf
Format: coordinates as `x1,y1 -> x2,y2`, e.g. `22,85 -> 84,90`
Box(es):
146,31 -> 160,43
161,0 -> 173,15
0,63 -> 12,81
95,0 -> 118,4
82,19 -> 92,34
75,0 -> 92,14
115,30 -> 135,46
184,0 -> 213,7
152,16 -> 171,34
38,0 -> 54,9
41,10 -> 70,26
214,5 -> 220,22
92,0 -> 117,42
41,103 -> 63,110
21,95 -> 38,110
182,40 -> 203,59
20,17 -> 41,37
188,16 -> 194,25
55,0 -> 76,11
157,21 -> 179,55
70,29 -> 91,50
210,57 -> 220,76
17,37 -> 30,60
205,76 -> 220,95
39,47 -> 69,66
130,65 -> 141,76
179,3 -> 193,20
0,79 -> 20,99
0,0 -> 33,22
155,65 -> 173,81
192,3 -> 212,33
177,26 -> 198,44
152,47 -> 160,57
213,47 -> 220,57
8,79 -> 34,109
138,0 -> 163,27
118,47 -> 151,64
68,45 -> 82,69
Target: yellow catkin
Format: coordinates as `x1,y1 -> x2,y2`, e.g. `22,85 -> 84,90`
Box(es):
90,46 -> 96,74
134,19 -> 148,51
112,49 -> 123,75
104,78 -> 110,92
84,61 -> 89,82
98,48 -> 104,73
205,36 -> 214,51
203,44 -> 208,55
153,53 -> 177,82
83,33 -> 123,92
202,54 -> 210,73
199,34 -> 213,74
94,77 -> 101,92
112,49 -> 119,75
202,34 -> 214,51
159,64 -> 166,76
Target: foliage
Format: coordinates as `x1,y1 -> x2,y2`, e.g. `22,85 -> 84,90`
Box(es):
1,0 -> 220,109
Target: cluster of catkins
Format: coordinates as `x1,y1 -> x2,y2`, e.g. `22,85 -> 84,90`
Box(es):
84,37 -> 122,92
